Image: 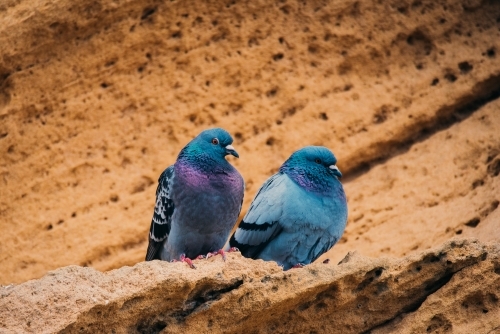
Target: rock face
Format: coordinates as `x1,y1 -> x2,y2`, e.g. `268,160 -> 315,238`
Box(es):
0,239 -> 499,333
1,0 -> 499,284
0,0 -> 500,332
324,88 -> 500,265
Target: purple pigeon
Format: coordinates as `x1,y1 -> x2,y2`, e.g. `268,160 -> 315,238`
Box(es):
145,128 -> 244,268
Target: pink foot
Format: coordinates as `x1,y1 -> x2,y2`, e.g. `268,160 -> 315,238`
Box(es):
196,254 -> 206,260
180,254 -> 196,269
206,249 -> 227,261
228,247 -> 239,253
217,249 -> 227,261
291,263 -> 305,269
219,249 -> 228,261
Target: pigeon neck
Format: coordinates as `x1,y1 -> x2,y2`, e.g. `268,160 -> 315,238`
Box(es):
177,148 -> 231,174
281,166 -> 335,194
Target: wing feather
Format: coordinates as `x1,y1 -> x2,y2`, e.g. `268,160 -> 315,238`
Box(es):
229,173 -> 287,258
145,166 -> 175,261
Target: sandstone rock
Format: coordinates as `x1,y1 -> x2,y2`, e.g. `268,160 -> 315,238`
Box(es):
1,0 -> 499,285
0,239 -> 498,333
323,91 -> 500,265
1,0 -> 500,332
373,244 -> 500,333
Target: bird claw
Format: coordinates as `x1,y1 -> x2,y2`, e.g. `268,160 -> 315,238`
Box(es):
228,247 -> 239,253
209,249 -> 226,261
180,254 -> 196,269
218,249 -> 227,261
291,263 -> 305,269
196,255 -> 206,260
199,249 -> 228,261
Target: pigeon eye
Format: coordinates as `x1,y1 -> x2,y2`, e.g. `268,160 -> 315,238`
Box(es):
211,138 -> 219,145
315,158 -> 321,164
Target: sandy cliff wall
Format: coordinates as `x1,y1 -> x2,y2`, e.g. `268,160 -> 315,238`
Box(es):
1,0 -> 499,285
0,0 -> 500,332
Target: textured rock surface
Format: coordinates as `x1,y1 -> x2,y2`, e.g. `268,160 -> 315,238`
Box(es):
1,239 -> 499,334
322,91 -> 500,265
373,244 -> 500,334
1,0 -> 499,285
0,0 -> 500,332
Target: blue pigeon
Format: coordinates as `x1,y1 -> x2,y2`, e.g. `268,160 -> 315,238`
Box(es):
145,128 -> 244,267
229,146 -> 347,270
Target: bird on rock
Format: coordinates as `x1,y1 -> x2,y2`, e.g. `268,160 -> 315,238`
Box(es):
229,146 -> 347,270
145,128 -> 244,268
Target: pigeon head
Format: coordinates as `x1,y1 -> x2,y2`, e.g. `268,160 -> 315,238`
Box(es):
179,128 -> 239,162
280,146 -> 342,192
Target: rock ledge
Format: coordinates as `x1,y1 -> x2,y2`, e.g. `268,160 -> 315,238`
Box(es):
1,238 -> 499,334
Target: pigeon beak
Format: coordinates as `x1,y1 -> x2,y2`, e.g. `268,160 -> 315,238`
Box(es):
329,165 -> 342,179
225,144 -> 239,158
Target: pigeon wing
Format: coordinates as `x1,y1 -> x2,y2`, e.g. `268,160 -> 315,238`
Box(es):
145,166 -> 175,261
229,173 -> 287,259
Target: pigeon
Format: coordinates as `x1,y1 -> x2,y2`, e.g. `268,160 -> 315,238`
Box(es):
229,146 -> 347,270
145,128 -> 245,268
